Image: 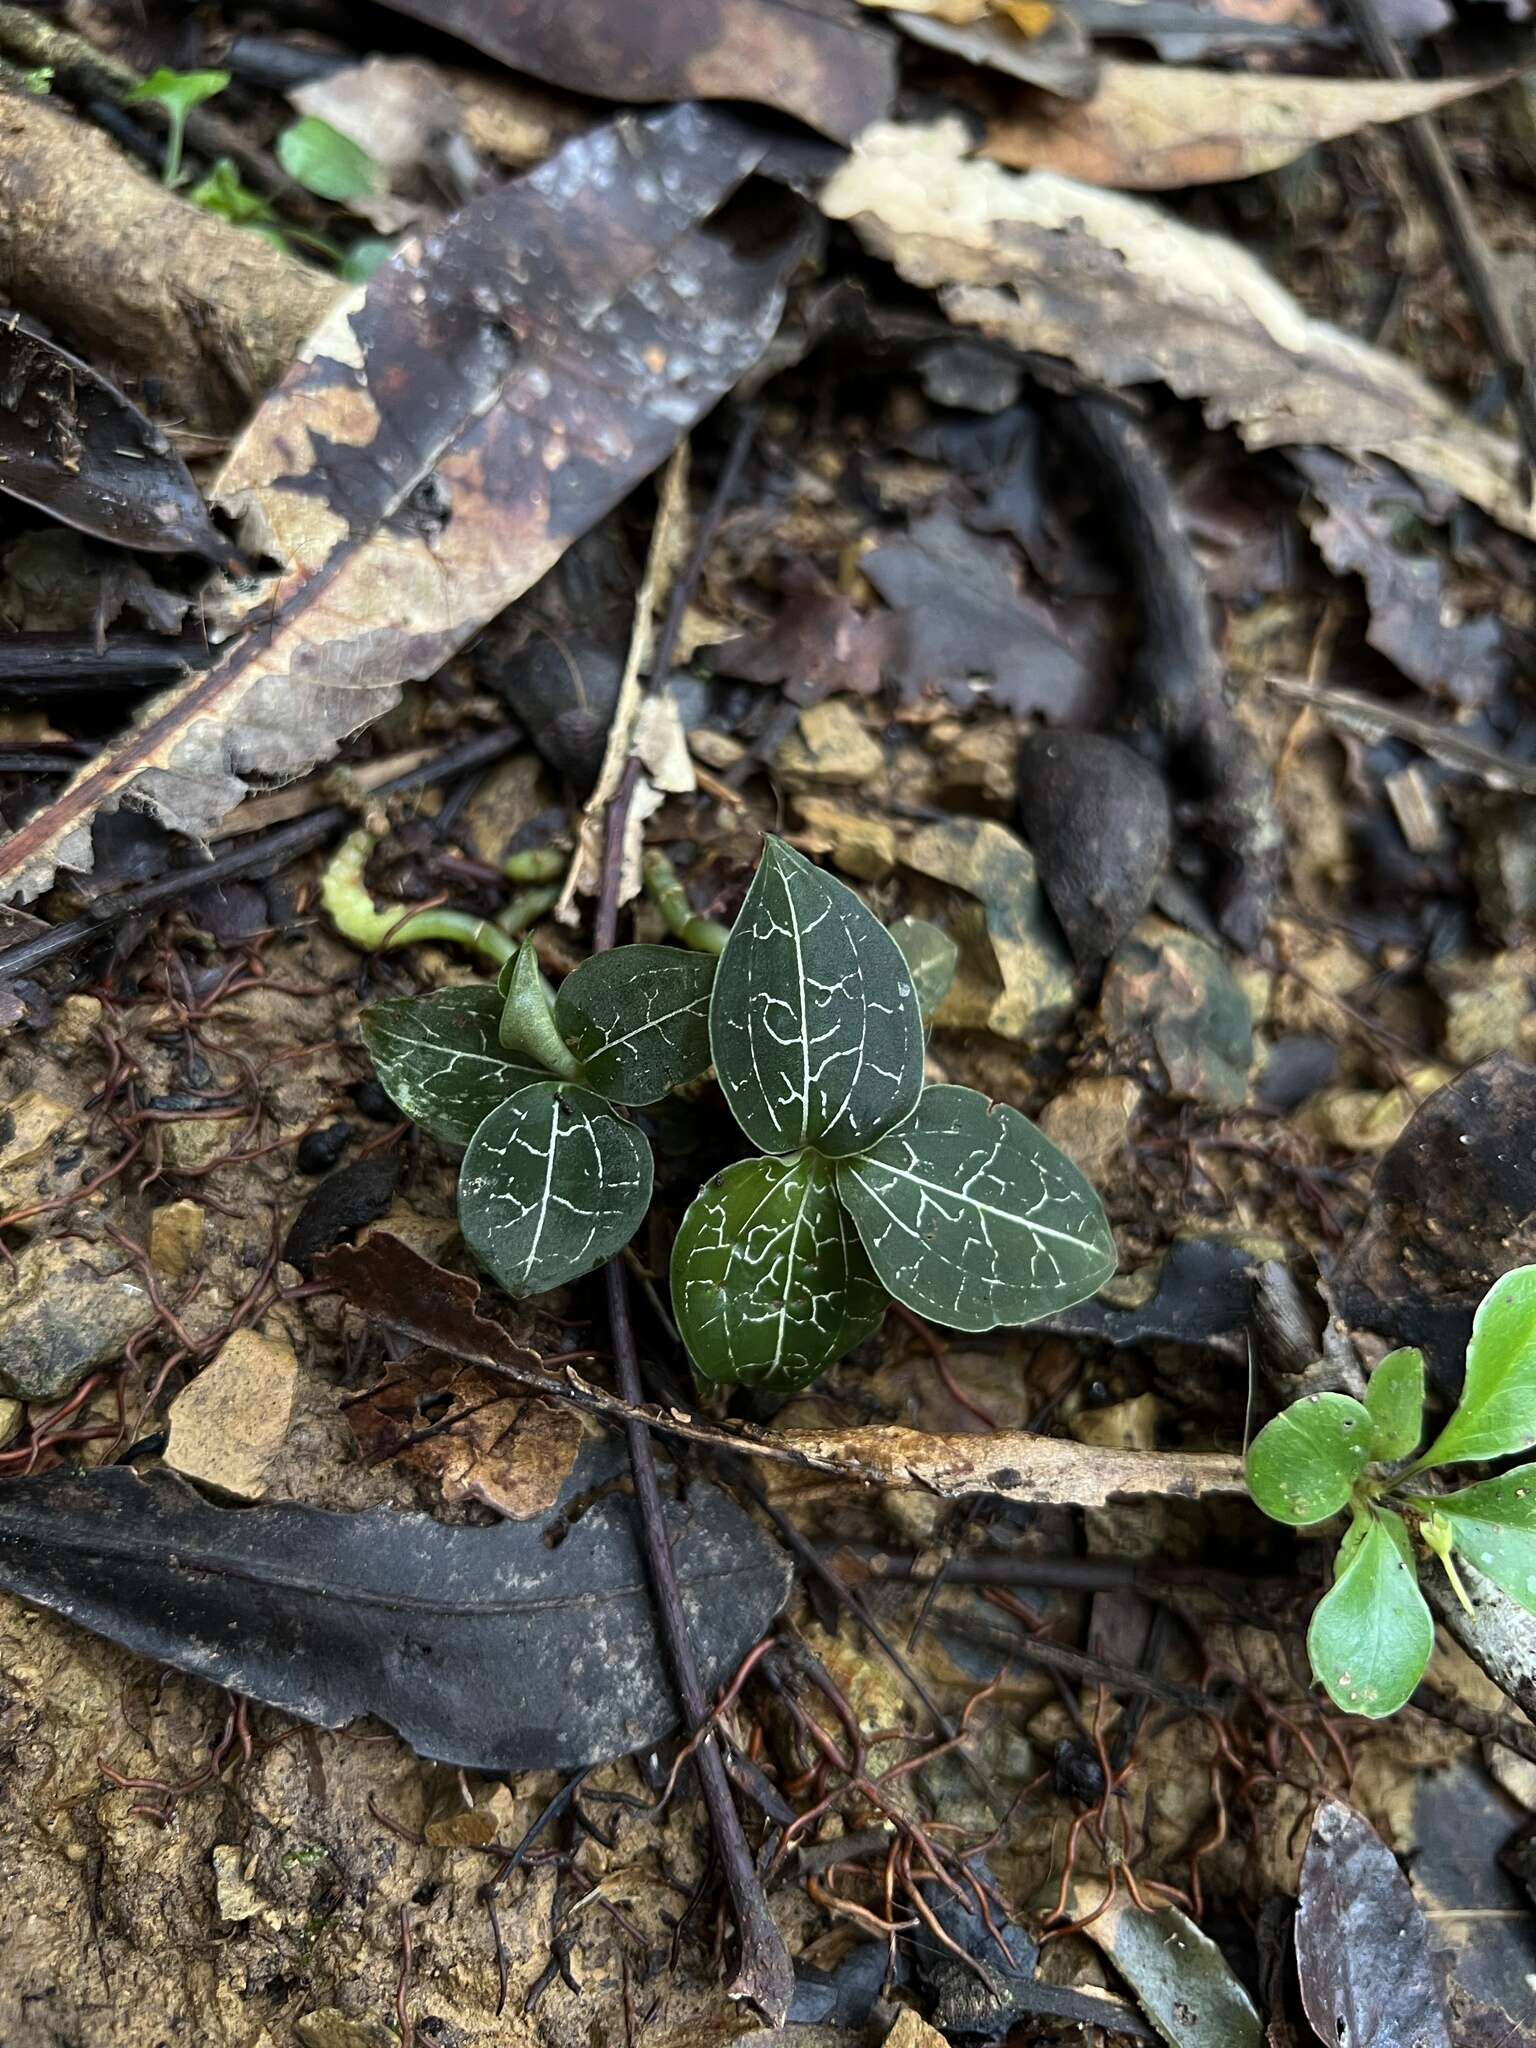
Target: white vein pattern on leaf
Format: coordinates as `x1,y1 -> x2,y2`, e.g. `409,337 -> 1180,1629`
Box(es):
575,982 -> 710,1066
679,1159 -> 861,1384
466,1093 -> 643,1284
845,1106 -> 1098,1321
721,851 -> 915,1152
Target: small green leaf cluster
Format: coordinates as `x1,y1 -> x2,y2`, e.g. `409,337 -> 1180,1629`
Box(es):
363,940 -> 715,1299
361,835 -> 1116,1392
1247,1266 -> 1536,1718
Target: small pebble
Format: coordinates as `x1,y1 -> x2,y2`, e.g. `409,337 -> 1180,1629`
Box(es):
298,1122 -> 353,1174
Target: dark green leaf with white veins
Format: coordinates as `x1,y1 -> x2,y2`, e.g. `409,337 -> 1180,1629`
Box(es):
835,1084 -> 1116,1333
361,987 -> 546,1146
1434,1466 -> 1536,1617
555,945 -> 715,1105
672,1152 -> 887,1390
1363,1347 -> 1425,1463
459,1084 -> 652,1299
1418,1263 -> 1536,1470
1246,1393 -> 1372,1526
1308,1508 -> 1433,1717
710,836 -> 923,1158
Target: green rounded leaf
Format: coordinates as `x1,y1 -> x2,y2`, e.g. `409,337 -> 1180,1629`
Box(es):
672,1153 -> 887,1391
710,837 -> 923,1159
277,115 -> 378,202
1364,1347 -> 1425,1463
835,1084 -> 1116,1334
1435,1465 -> 1536,1617
556,945 -> 715,1105
1246,1393 -> 1373,1527
360,986 -> 546,1145
888,916 -> 957,1027
1307,1509 -> 1433,1718
1418,1265 -> 1536,1470
459,1084 -> 651,1299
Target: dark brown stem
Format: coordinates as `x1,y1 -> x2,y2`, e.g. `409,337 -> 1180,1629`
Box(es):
590,411 -> 790,2025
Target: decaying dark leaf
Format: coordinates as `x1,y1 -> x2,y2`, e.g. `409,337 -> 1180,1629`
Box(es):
1045,1231 -> 1279,1359
0,105 -> 802,905
346,1355 -> 586,1518
711,565 -> 892,702
821,123 -> 1536,545
0,318 -> 224,560
0,1453 -> 792,1772
376,0 -> 896,142
1294,450 -> 1510,704
863,508 -> 1107,718
1077,1891 -> 1263,2046
1295,1800 -> 1451,2048
1332,1054 -> 1536,1392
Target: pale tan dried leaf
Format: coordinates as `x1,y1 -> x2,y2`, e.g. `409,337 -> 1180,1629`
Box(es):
821,120 -> 1536,541
773,1422 -> 1247,1506
985,60 -> 1499,187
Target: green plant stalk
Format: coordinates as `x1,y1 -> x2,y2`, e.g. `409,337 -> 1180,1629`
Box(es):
502,847 -> 569,884
320,829 -> 514,969
641,849 -> 730,956
495,883 -> 561,936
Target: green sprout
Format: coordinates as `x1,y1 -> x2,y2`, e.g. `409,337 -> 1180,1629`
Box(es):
1247,1266 -> 1536,1717
276,115 -> 377,204
349,833 -> 1117,1387
126,66 -> 229,187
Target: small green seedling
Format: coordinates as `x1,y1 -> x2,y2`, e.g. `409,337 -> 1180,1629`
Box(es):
358,835 -> 1116,1388
277,115 -> 378,204
1247,1265 -> 1536,1718
126,67 -> 229,186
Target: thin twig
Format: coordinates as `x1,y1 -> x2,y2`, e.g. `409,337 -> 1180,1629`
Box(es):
589,416 -> 791,2026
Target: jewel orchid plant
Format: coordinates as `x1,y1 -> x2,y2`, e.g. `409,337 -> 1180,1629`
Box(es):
360,835 -> 1117,1392
1246,1265 -> 1536,1718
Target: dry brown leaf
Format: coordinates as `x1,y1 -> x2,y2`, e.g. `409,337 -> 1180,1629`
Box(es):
821,120 -> 1536,541
0,107 -> 799,906
773,1421 -> 1247,1506
985,60 -> 1499,187
346,1357 -> 585,1518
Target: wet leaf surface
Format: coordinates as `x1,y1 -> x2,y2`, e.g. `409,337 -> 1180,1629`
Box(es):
361,985 -> 546,1145
0,105 -> 802,905
1295,1800 -> 1451,2048
458,1083 -> 652,1297
0,316 -> 226,558
1436,1468 -> 1536,1618
0,1453 -> 792,1772
710,837 -> 924,1158
375,0 -> 896,141
672,1151 -> 887,1389
837,1084 -> 1117,1332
